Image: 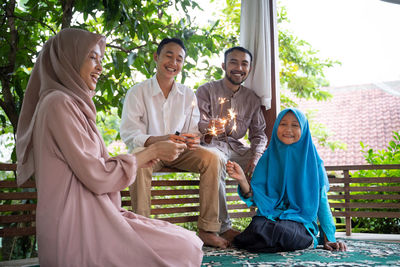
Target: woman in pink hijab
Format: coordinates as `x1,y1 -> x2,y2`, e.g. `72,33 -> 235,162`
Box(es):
16,28 -> 203,267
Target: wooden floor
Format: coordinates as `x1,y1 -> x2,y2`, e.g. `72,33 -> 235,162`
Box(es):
0,233 -> 399,266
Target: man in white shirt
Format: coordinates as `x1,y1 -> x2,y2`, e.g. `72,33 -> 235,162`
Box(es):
120,38 -> 228,248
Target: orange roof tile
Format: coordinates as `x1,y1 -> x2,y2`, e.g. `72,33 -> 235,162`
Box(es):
297,81 -> 400,166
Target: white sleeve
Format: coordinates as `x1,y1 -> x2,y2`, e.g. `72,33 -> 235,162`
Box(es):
120,87 -> 150,151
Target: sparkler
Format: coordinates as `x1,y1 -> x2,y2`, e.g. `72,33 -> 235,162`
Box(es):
227,108 -> 237,134
186,100 -> 196,132
206,99 -> 238,137
209,124 -> 218,136
227,108 -> 236,121
218,97 -> 227,118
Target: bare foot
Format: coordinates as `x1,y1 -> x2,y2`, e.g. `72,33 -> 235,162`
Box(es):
198,229 -> 229,249
220,228 -> 241,243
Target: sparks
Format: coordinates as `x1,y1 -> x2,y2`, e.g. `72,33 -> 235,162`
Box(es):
228,108 -> 236,120
218,97 -> 227,118
230,122 -> 237,134
208,125 -> 218,136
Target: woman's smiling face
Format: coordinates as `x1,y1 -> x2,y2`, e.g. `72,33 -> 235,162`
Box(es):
79,43 -> 103,91
277,111 -> 301,145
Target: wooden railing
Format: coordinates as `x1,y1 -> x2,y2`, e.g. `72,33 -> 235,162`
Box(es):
1,163 -> 400,239
325,164 -> 400,236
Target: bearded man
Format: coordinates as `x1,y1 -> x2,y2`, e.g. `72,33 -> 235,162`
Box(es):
196,46 -> 268,242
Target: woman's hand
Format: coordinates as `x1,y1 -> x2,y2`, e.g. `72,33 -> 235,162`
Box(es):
134,140 -> 186,168
324,241 -> 347,251
226,161 -> 252,197
152,140 -> 186,162
226,161 -> 246,182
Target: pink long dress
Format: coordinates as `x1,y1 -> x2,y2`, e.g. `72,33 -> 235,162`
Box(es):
31,91 -> 203,266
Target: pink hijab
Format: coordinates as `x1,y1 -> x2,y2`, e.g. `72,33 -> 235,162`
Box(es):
16,28 -> 106,186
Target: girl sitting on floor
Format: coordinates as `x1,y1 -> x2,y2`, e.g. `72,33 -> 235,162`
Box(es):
226,108 -> 347,253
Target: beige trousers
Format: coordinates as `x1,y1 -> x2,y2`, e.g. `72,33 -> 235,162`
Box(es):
130,146 -> 222,232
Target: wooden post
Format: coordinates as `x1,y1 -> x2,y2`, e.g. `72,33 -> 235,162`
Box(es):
262,0 -> 279,147
343,169 -> 352,236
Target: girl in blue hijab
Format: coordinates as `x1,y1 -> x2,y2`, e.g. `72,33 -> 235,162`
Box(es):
227,108 -> 347,252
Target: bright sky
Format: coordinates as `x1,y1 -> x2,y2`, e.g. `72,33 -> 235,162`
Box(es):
280,0 -> 400,87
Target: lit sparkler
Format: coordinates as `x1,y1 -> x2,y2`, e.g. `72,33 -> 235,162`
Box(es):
218,97 -> 227,118
227,108 -> 236,120
208,120 -> 218,136
227,108 -> 237,134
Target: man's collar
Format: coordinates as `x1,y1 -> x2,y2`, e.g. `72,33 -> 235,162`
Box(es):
220,78 -> 242,94
151,75 -> 184,97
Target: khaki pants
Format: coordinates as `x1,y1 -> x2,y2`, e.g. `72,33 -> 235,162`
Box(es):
210,147 -> 254,233
130,147 -> 222,232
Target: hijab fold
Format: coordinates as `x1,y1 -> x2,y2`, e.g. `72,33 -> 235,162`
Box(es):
16,28 -> 106,186
251,108 -> 329,224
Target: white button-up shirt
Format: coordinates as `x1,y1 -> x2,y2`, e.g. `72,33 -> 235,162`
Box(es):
120,76 -> 200,151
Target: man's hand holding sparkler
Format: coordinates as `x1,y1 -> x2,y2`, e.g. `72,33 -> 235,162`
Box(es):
204,118 -> 226,143
181,133 -> 200,150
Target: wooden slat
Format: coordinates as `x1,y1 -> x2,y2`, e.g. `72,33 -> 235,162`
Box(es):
227,204 -> 250,210
151,189 -> 199,196
0,180 -> 36,188
325,164 -> 400,171
151,203 -> 251,215
0,192 -> 37,200
226,195 -> 242,201
332,211 -> 400,218
0,204 -> 37,212
329,177 -> 400,184
121,200 -> 132,207
329,186 -> 400,192
0,214 -> 36,224
328,194 -> 400,200
152,180 -> 199,186
0,163 -> 17,171
329,202 -> 400,209
151,179 -> 238,187
151,198 -> 200,205
158,216 -> 198,223
0,227 -> 36,237
120,191 -> 130,197
152,206 -> 199,215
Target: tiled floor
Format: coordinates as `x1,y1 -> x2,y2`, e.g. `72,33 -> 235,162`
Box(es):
336,232 -> 400,243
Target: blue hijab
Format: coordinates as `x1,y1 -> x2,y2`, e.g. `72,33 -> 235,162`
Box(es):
251,108 -> 329,224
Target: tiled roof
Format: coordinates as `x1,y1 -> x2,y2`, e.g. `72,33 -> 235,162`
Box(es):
297,81 -> 400,166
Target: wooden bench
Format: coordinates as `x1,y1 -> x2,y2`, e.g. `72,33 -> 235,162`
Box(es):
0,163 -> 255,238
1,163 -> 400,256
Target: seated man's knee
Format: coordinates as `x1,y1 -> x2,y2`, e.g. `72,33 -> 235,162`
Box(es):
202,147 -> 224,164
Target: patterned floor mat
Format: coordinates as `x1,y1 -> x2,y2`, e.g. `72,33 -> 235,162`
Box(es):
202,239 -> 400,266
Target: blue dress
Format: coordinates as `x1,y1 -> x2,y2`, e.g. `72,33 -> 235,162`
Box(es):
234,108 -> 336,252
